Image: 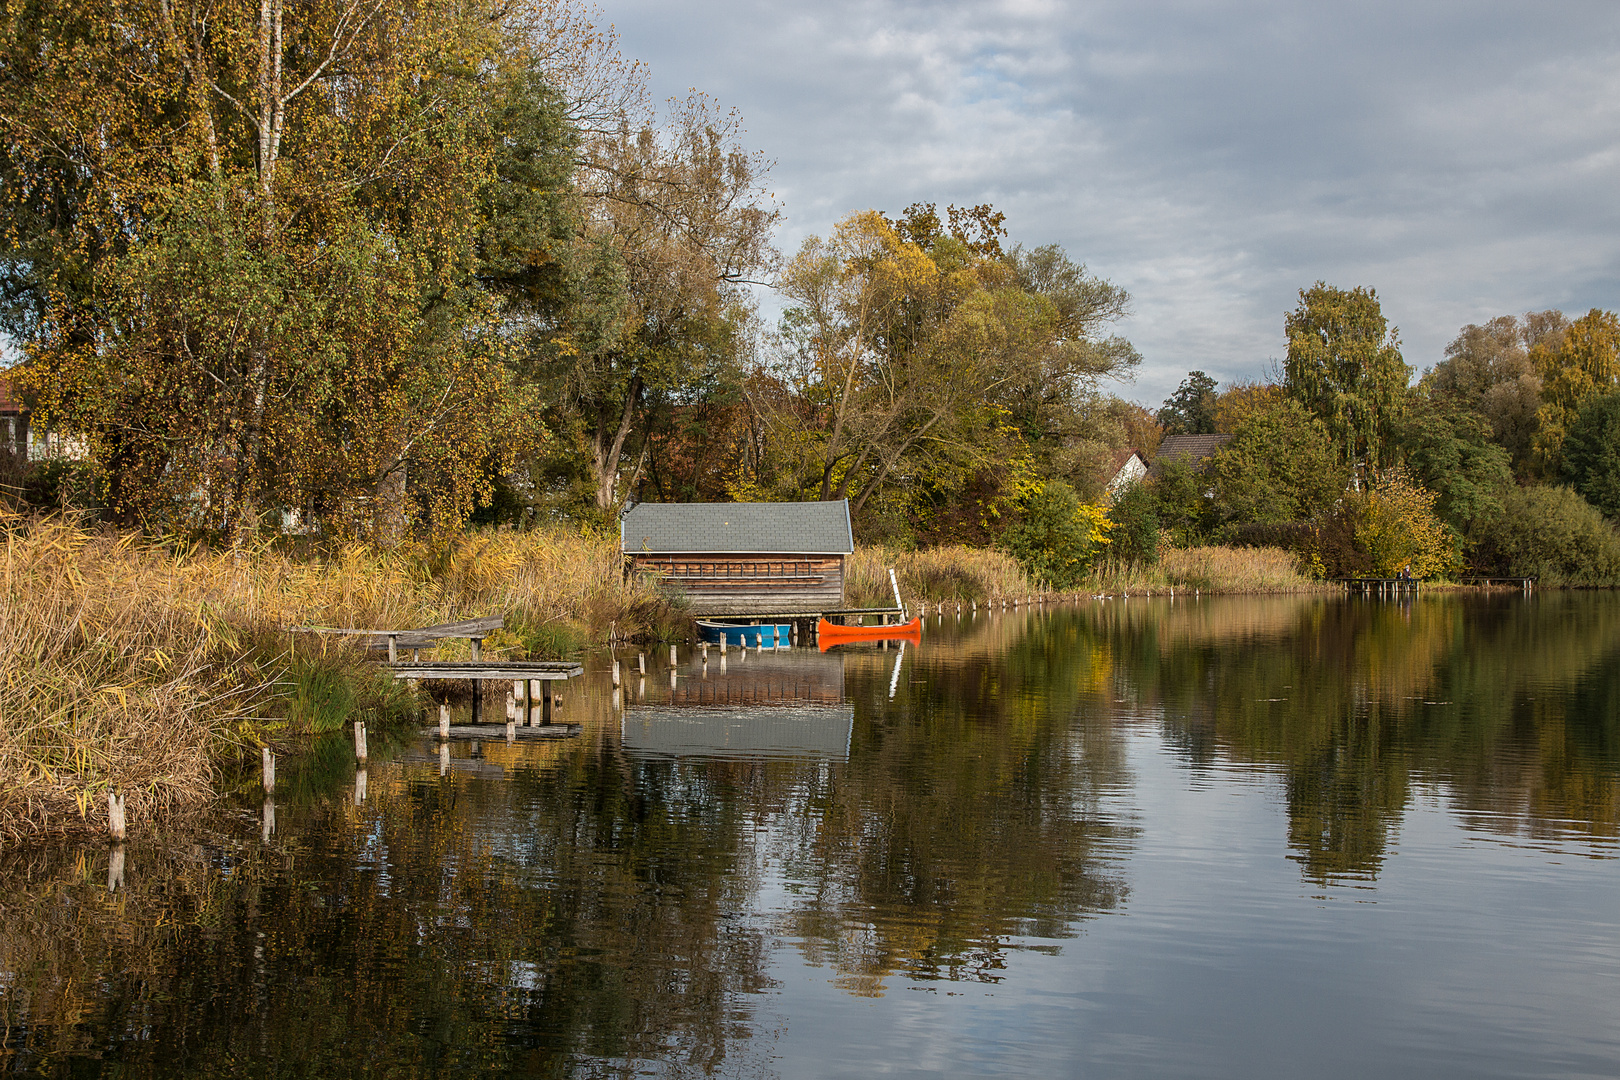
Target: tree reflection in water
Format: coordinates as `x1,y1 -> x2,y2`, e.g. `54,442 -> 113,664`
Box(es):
2,594 -> 1618,1075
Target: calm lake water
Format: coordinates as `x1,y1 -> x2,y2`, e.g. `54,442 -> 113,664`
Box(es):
4,593 -> 1619,1078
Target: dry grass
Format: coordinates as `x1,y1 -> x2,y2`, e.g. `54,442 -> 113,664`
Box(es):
1090,546 -> 1328,594
0,516 -> 674,847
847,544 -> 1036,607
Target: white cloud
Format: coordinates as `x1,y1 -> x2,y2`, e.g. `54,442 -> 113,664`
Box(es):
604,0 -> 1620,404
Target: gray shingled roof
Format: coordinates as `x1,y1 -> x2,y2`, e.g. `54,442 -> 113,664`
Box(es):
1150,434 -> 1233,475
621,500 -> 854,555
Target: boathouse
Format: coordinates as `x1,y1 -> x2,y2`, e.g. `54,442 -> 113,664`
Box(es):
620,500 -> 855,616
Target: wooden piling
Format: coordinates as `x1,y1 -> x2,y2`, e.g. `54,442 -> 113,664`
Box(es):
106,792 -> 126,842
439,742 -> 449,775
613,658 -> 621,686
438,704 -> 450,740
506,720 -> 516,743
638,652 -> 646,674
720,637 -> 728,655
354,768 -> 367,805
107,844 -> 125,891
261,796 -> 275,841
670,644 -> 678,666
702,641 -> 710,660
354,721 -> 368,763
261,748 -> 275,793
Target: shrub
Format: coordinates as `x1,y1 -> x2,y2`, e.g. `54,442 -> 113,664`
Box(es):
1471,485 -> 1620,585
1346,469 -> 1458,577
998,480 -> 1110,589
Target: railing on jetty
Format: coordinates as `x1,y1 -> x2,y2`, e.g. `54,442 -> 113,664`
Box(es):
1459,576 -> 1536,593
289,614 -> 585,727
289,614 -> 504,662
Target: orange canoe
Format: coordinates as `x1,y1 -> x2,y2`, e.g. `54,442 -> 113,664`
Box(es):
816,616 -> 922,647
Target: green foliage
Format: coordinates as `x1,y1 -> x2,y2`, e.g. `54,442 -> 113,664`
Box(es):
1284,282 -> 1410,471
1156,371 -> 1218,435
998,481 -> 1110,588
1472,485 -> 1620,585
1395,400 -> 1513,531
1147,458 -> 1212,546
1210,397 -> 1346,528
1105,481 -> 1162,567
1561,391 -> 1620,520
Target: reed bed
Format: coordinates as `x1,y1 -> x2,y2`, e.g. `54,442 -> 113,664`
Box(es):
1089,546 -> 1328,594
847,544 -> 1035,607
0,516 -> 674,847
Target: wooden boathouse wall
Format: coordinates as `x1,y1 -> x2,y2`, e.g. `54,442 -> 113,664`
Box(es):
626,553 -> 845,615
620,500 -> 855,617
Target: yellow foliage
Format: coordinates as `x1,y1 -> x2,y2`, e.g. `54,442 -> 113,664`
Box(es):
1350,470 -> 1458,578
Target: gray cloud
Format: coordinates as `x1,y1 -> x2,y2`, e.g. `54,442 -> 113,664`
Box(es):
604,0 -> 1620,405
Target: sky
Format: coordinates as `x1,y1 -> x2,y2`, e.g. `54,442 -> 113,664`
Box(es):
600,0 -> 1620,408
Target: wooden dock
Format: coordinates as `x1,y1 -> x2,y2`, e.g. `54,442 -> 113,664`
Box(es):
1343,578 -> 1422,596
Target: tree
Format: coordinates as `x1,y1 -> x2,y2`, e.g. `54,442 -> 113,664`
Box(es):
1209,398 -> 1346,528
1562,391 -> 1620,520
1347,470 -> 1456,578
1530,308 -> 1620,475
1156,371 -> 1217,435
1213,381 -> 1284,434
1283,283 -> 1410,472
1394,400 -> 1513,532
1,0 -> 552,539
1423,313 -> 1560,477
998,481 -> 1110,588
1471,485 -> 1620,585
761,210 -> 1137,526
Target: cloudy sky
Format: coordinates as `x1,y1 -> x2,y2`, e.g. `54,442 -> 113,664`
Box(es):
602,0 -> 1620,407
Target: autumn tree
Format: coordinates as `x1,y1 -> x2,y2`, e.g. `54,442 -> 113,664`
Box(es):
1423,312 -> 1560,477
761,210 -> 1137,532
0,0 -> 558,540
1283,283 -> 1410,473
1529,308 -> 1620,475
521,94 -> 778,518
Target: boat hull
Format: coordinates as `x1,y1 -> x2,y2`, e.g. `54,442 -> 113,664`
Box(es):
696,620 -> 791,646
815,616 -> 922,646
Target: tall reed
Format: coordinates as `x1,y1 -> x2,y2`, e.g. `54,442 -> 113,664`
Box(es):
1089,546 -> 1326,593
0,516 -> 675,846
847,545 -> 1035,607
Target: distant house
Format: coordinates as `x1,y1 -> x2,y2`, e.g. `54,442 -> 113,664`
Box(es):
1102,448 -> 1149,500
1149,433 -> 1233,477
620,500 -> 855,616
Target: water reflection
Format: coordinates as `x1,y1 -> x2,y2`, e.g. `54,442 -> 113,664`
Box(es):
1060,592 -> 1620,881
2,594 -> 1618,1077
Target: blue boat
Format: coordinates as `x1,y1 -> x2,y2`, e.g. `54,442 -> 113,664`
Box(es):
696,620 -> 791,647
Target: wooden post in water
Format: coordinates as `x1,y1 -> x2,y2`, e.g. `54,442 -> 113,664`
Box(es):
720,637 -> 728,656
612,658 -> 621,687
702,641 -> 710,661
670,644 -> 678,666
354,721 -> 368,764
262,796 -> 275,841
638,652 -> 646,674
670,668 -> 678,690
439,704 -> 450,740
261,748 -> 275,793
107,793 -> 126,842
506,720 -> 516,743
439,741 -> 449,775
107,843 -> 125,891
354,768 -> 367,805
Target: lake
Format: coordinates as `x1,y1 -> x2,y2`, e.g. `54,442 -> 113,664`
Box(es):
3,592 -> 1618,1078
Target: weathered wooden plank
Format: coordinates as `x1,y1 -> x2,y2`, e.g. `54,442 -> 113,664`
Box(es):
389,660 -> 582,681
